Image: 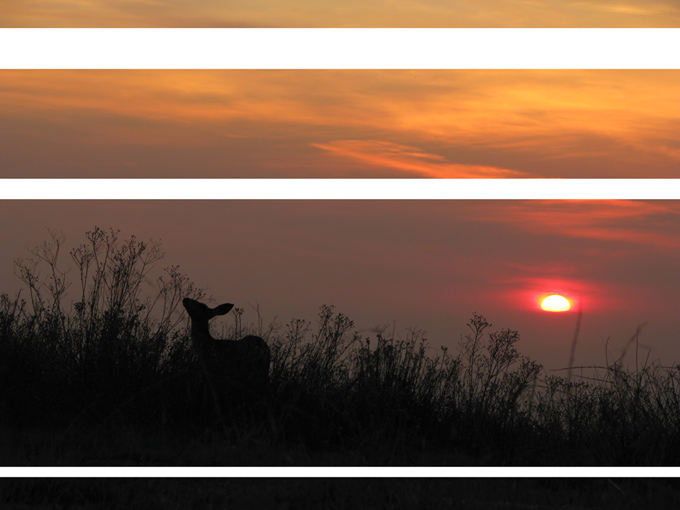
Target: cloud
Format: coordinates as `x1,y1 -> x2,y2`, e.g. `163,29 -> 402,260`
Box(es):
2,0 -> 678,27
312,140 -> 530,178
468,200 -> 680,250
2,70 -> 679,178
569,1 -> 678,17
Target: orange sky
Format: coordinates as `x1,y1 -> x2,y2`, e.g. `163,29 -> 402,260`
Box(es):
2,0 -> 679,27
1,70 -> 679,178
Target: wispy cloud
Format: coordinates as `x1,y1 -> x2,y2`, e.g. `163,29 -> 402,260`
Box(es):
313,140 -> 530,178
2,0 -> 678,27
569,1 -> 678,16
1,70 -> 679,177
468,200 -> 680,249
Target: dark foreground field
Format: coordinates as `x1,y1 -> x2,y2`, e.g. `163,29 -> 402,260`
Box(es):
2,478 -> 680,510
5,298 -> 680,467
3,229 -> 680,467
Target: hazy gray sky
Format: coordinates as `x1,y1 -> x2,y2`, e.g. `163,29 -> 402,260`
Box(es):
2,200 -> 679,371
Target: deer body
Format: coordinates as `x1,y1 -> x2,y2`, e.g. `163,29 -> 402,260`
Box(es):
183,298 -> 270,398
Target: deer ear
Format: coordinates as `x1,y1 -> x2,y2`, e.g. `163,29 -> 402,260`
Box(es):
212,303 -> 234,316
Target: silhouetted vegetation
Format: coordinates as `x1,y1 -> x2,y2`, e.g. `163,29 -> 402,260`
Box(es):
3,478 -> 680,510
2,228 -> 680,467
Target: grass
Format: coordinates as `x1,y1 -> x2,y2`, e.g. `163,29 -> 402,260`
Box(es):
2,228 -> 680,467
2,478 -> 680,510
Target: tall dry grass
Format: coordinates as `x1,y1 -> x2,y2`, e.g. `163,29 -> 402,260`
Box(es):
2,228 -> 680,465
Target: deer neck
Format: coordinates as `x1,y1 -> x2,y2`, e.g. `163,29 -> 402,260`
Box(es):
191,320 -> 214,352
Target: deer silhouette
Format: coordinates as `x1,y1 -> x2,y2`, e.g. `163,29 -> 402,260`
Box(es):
182,298 -> 271,400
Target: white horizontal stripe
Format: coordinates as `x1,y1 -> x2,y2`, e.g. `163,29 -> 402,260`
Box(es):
1,29 -> 678,69
0,466 -> 676,477
2,179 -> 679,200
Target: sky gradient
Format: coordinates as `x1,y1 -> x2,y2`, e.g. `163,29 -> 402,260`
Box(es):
2,70 -> 679,178
2,0 -> 679,27
2,200 -> 679,372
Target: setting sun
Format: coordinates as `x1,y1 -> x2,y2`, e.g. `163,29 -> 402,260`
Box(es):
540,294 -> 571,312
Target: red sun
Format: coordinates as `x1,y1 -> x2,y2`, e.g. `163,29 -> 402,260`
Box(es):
540,294 -> 571,312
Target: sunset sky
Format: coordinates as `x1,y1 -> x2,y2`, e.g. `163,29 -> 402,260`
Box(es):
3,2 -> 680,379
1,70 -> 679,178
2,199 -> 679,371
2,0 -> 679,27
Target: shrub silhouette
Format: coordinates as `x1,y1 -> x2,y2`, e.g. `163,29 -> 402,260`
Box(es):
1,227 -> 204,430
3,228 -> 680,466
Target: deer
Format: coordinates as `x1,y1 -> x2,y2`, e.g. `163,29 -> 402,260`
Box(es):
182,298 -> 271,403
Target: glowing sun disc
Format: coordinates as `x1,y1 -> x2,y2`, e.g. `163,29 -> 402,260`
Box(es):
541,295 -> 571,312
